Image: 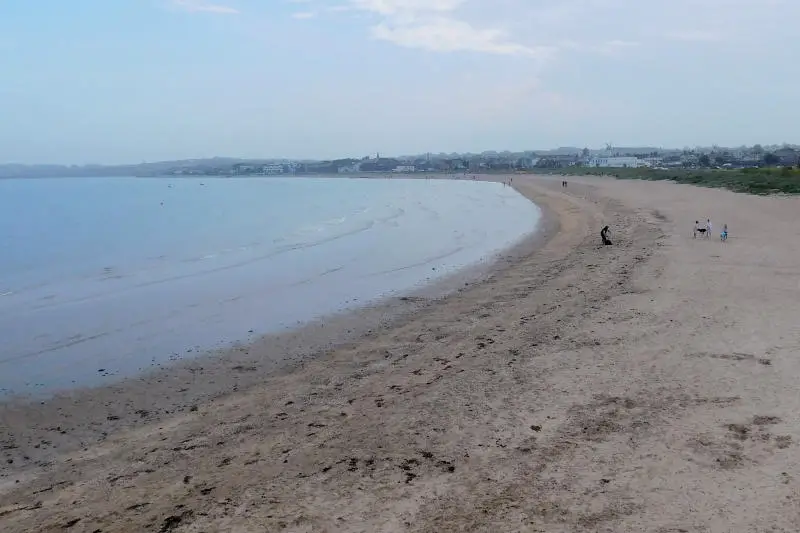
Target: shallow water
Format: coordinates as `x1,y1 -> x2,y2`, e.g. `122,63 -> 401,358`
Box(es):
0,176 -> 540,397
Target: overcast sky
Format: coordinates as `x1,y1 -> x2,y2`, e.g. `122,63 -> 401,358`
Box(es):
1,0 -> 798,164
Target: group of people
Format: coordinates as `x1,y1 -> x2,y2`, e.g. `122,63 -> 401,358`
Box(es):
601,219 -> 729,247
694,219 -> 728,241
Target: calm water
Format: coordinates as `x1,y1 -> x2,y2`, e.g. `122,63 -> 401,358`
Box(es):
0,177 -> 540,397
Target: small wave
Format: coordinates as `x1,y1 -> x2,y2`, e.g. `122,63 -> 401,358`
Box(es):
269,218 -> 376,257
289,208 -> 393,240
289,266 -> 345,287
4,220 -> 378,316
292,215 -> 350,237
374,207 -> 405,225
367,246 -> 465,277
0,330 -> 112,365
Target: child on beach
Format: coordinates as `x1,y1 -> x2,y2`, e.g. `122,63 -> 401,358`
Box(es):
721,224 -> 728,242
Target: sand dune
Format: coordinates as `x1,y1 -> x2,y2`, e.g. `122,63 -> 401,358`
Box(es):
2,175 -> 800,532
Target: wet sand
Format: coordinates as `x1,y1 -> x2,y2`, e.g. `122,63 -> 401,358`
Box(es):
3,175 -> 800,532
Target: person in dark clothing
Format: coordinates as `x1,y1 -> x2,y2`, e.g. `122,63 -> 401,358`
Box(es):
601,225 -> 612,245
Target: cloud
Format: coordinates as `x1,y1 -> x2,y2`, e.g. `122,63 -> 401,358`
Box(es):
293,0 -> 791,60
292,11 -> 318,19
170,0 -> 239,14
341,0 -> 547,57
349,0 -> 465,16
370,18 -> 553,57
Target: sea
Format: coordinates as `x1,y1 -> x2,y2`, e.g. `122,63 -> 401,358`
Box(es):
0,176 -> 541,398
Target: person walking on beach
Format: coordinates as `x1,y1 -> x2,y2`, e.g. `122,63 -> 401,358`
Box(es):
721,223 -> 728,242
601,225 -> 612,245
693,220 -> 699,238
705,219 -> 712,239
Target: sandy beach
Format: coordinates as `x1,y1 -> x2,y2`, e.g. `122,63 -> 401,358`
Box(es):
3,174 -> 800,532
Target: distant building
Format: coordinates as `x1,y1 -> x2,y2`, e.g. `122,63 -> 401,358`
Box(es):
536,154 -> 578,168
773,148 -> 799,166
639,157 -> 663,167
588,156 -> 643,168
730,149 -> 759,163
680,153 -> 700,166
515,157 -> 538,169
338,162 -> 361,173
661,154 -> 684,167
232,164 -> 258,175
360,158 -> 401,172
392,165 -> 416,173
262,164 -> 284,175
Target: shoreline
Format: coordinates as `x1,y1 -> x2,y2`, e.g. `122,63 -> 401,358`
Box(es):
5,174 -> 800,531
0,175 -> 540,402
0,175 -> 553,472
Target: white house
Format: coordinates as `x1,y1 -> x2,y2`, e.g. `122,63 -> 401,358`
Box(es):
392,165 -> 416,173
638,157 -> 663,168
338,162 -> 361,173
263,164 -> 284,175
588,156 -> 643,168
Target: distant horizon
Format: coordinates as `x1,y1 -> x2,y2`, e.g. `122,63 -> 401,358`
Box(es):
2,142 -> 798,168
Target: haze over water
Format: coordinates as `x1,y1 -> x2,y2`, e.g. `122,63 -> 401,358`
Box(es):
0,177 -> 540,398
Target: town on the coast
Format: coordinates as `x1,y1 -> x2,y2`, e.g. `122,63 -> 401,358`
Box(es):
2,144 -> 799,179
166,143 -> 800,176
169,145 -> 800,175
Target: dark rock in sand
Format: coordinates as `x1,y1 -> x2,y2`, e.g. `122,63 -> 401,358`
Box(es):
61,518 -> 81,529
159,510 -> 193,532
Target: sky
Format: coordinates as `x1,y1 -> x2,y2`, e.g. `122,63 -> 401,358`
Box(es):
1,0 -> 798,164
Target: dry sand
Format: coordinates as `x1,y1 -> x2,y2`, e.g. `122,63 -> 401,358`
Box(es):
2,175 -> 800,532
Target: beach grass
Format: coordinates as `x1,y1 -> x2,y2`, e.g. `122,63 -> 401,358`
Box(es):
530,166 -> 800,195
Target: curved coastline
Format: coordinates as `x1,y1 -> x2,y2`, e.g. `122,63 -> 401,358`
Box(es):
5,174 -> 800,530
0,177 -> 540,398
0,174 -> 553,408
0,175 -> 575,531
